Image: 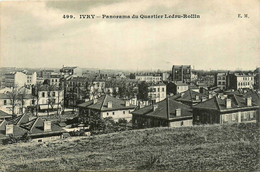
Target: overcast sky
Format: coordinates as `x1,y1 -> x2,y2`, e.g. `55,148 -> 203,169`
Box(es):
1,0 -> 259,71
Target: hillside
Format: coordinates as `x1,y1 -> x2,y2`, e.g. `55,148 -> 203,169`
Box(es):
0,123 -> 259,171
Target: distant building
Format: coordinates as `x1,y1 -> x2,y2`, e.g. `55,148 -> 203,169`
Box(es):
148,82 -> 166,103
135,75 -> 161,83
39,70 -> 54,79
36,85 -> 64,116
227,73 -> 254,90
254,67 -> 260,89
167,82 -> 189,95
78,95 -> 136,122
193,94 -> 259,125
172,65 -> 192,83
197,74 -> 215,87
50,72 -> 61,86
60,66 -> 82,77
132,96 -> 193,129
26,72 -> 37,86
215,73 -> 227,90
4,72 -> 27,88
161,72 -> 170,81
0,92 -> 35,115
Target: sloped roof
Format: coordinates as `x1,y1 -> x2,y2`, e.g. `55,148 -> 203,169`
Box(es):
78,95 -> 136,111
10,114 -> 30,125
194,94 -> 259,112
20,118 -> 65,135
132,97 -> 192,120
176,89 -> 207,102
0,110 -> 12,119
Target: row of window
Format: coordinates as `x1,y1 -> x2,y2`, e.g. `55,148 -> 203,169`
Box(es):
106,110 -> 131,116
3,99 -> 35,105
238,82 -> 253,86
42,92 -> 57,97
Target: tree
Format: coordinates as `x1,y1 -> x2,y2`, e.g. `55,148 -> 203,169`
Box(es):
137,82 -> 149,101
6,87 -> 19,117
18,88 -> 27,115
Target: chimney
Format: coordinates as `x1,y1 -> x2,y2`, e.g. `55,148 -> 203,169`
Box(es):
246,97 -> 252,106
108,101 -> 112,108
93,98 -> 98,104
175,108 -> 181,117
195,95 -> 199,100
153,104 -> 158,111
44,121 -> 52,132
6,124 -> 14,135
125,100 -> 130,107
166,97 -> 170,120
208,94 -> 213,99
226,98 -> 231,108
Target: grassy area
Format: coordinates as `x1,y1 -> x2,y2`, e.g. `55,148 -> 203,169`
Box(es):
0,123 -> 259,171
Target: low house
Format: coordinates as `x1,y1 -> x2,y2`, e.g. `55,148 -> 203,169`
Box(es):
0,114 -> 67,143
78,95 -> 136,123
193,94 -> 259,125
132,96 -> 193,129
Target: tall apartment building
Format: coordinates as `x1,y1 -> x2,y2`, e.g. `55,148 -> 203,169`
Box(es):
227,73 -> 254,90
216,73 -> 227,90
172,65 -> 192,83
5,72 -> 27,88
148,83 -> 166,103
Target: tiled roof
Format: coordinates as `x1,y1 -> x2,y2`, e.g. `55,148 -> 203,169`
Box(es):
20,118 -> 65,135
132,96 -> 192,120
0,110 -> 11,119
10,114 -> 30,125
194,94 -> 259,112
176,89 -> 207,102
78,95 -> 136,111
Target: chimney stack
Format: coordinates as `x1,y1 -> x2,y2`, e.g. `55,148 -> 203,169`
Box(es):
6,124 -> 14,135
108,101 -> 112,108
153,104 -> 158,111
246,97 -> 252,106
125,100 -> 130,107
226,98 -> 231,108
195,95 -> 199,100
208,94 -> 213,99
44,121 -> 52,132
175,108 -> 181,117
93,98 -> 98,104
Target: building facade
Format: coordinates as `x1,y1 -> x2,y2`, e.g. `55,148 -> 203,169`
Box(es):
228,73 -> 254,90
132,97 -> 193,129
216,73 -> 227,90
78,95 -> 136,123
148,83 -> 166,103
172,65 -> 192,83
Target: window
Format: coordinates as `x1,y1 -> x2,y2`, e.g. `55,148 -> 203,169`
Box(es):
32,100 -> 35,105
113,112 -> 115,115
158,88 -> 160,92
42,92 -> 45,97
232,113 -> 236,121
52,92 -> 56,97
123,111 -> 125,114
48,92 -> 50,97
162,88 -> 165,92
107,112 -> 109,116
4,100 -> 7,105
